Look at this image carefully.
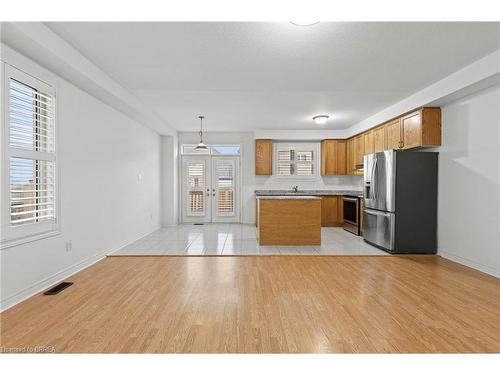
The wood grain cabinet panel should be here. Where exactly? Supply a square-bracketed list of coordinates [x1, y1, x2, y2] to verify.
[401, 111, 422, 149]
[402, 108, 441, 149]
[255, 139, 273, 175]
[346, 138, 355, 174]
[386, 119, 402, 150]
[321, 140, 347, 176]
[321, 196, 343, 227]
[354, 135, 365, 167]
[259, 199, 321, 245]
[373, 126, 387, 152]
[364, 130, 374, 155]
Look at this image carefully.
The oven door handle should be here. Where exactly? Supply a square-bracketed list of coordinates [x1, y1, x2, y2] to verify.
[342, 197, 359, 202]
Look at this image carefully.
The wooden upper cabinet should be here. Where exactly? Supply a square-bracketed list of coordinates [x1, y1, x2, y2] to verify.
[354, 135, 364, 166]
[346, 138, 355, 174]
[363, 130, 374, 155]
[255, 139, 273, 175]
[401, 108, 441, 149]
[335, 140, 347, 175]
[321, 140, 347, 176]
[386, 119, 403, 150]
[373, 125, 387, 153]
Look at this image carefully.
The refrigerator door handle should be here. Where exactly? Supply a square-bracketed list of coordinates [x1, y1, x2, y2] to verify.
[365, 208, 391, 217]
[371, 158, 378, 200]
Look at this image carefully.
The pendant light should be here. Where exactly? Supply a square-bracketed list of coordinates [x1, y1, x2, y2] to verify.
[195, 115, 208, 151]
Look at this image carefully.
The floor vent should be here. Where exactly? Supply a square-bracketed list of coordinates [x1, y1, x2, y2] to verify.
[43, 282, 73, 295]
[194, 223, 204, 225]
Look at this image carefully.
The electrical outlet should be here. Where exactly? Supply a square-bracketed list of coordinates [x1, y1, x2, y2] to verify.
[65, 240, 72, 252]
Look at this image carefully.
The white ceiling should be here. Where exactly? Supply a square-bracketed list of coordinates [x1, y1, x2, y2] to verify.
[46, 22, 500, 132]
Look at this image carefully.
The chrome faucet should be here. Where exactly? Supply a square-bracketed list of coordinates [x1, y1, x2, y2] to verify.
[292, 185, 299, 193]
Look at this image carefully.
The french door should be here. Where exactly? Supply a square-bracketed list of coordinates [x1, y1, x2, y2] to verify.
[181, 155, 240, 223]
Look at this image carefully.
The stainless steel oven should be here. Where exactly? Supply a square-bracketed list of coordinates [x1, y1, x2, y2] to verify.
[342, 195, 360, 235]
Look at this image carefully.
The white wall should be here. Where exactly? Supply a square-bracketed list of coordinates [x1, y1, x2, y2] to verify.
[1, 48, 162, 310]
[161, 134, 179, 226]
[436, 84, 500, 277]
[178, 132, 362, 224]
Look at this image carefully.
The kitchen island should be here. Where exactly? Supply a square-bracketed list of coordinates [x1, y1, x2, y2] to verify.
[256, 196, 321, 245]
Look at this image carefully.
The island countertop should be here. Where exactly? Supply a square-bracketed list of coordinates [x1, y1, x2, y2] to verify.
[255, 189, 363, 197]
[256, 195, 321, 200]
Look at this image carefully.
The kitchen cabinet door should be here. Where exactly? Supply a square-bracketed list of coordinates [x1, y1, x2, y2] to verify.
[321, 196, 342, 227]
[401, 111, 422, 149]
[364, 130, 374, 155]
[354, 135, 364, 166]
[335, 140, 347, 175]
[386, 119, 402, 150]
[346, 138, 355, 174]
[373, 125, 387, 152]
[255, 139, 273, 175]
[321, 140, 336, 175]
[321, 140, 347, 175]
[402, 108, 441, 149]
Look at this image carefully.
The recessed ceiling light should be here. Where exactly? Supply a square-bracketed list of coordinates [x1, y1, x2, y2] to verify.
[290, 21, 320, 27]
[312, 115, 330, 125]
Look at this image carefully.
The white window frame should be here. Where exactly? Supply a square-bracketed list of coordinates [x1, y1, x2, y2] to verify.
[273, 142, 320, 180]
[181, 144, 241, 156]
[1, 63, 60, 249]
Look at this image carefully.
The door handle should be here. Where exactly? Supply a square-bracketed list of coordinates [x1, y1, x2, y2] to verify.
[371, 159, 378, 199]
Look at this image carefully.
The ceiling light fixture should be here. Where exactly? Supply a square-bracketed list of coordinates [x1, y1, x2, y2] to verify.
[290, 21, 320, 27]
[312, 114, 330, 125]
[195, 115, 208, 151]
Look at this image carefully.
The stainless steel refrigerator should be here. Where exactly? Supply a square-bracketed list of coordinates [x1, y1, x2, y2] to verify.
[363, 150, 438, 254]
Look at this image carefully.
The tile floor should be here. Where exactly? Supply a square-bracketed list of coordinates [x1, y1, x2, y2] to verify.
[112, 224, 387, 256]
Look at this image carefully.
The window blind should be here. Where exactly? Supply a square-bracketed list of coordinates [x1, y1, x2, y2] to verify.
[216, 160, 234, 214]
[277, 146, 314, 176]
[8, 78, 56, 227]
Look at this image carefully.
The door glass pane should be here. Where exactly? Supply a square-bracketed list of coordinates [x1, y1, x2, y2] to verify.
[188, 163, 204, 188]
[211, 145, 240, 155]
[189, 191, 204, 213]
[216, 160, 234, 215]
[187, 162, 205, 215]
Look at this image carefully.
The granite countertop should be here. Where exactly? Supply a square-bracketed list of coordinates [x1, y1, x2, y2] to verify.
[255, 190, 363, 197]
[256, 195, 321, 200]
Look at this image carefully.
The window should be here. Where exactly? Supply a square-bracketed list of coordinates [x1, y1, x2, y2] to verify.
[1, 65, 58, 246]
[275, 143, 318, 178]
[181, 144, 241, 155]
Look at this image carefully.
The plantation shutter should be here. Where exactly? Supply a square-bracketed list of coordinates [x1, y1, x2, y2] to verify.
[187, 162, 206, 215]
[276, 147, 314, 176]
[215, 159, 235, 215]
[8, 77, 56, 228]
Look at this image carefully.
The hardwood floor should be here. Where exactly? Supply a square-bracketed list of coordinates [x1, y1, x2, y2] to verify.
[1, 256, 499, 353]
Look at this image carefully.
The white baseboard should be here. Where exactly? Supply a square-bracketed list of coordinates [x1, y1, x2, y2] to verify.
[0, 225, 161, 312]
[439, 251, 500, 278]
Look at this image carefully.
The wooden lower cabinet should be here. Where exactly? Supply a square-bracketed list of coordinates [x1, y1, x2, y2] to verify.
[258, 199, 321, 245]
[321, 196, 343, 227]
